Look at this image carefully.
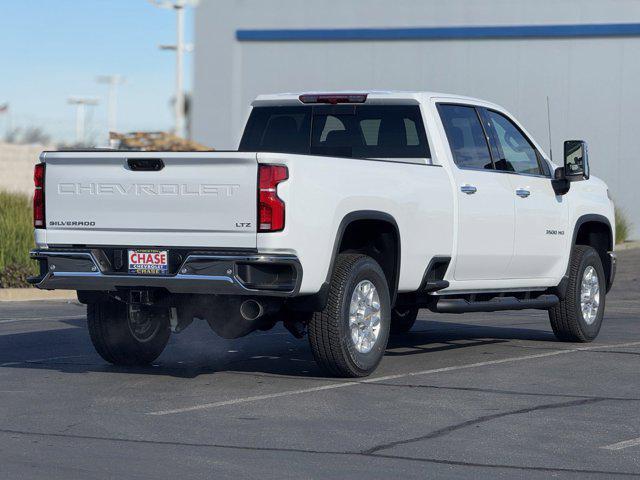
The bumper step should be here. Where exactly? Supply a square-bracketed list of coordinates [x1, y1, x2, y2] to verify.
[434, 294, 559, 313]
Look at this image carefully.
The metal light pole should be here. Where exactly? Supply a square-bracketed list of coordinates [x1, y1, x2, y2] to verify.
[97, 75, 125, 134]
[148, 0, 198, 138]
[0, 103, 9, 140]
[68, 97, 99, 145]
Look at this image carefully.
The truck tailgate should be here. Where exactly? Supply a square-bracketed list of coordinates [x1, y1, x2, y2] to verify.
[42, 152, 258, 248]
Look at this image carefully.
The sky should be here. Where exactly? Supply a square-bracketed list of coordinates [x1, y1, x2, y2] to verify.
[0, 0, 195, 144]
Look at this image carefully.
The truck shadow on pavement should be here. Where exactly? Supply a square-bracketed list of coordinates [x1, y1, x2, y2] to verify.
[0, 317, 558, 379]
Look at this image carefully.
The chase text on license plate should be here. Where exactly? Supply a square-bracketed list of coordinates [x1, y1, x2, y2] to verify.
[128, 249, 168, 275]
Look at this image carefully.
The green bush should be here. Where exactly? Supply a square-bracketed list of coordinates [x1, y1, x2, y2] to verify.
[0, 191, 36, 287]
[615, 207, 631, 245]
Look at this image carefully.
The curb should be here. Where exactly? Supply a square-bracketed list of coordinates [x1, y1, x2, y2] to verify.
[0, 288, 77, 302]
[616, 241, 640, 251]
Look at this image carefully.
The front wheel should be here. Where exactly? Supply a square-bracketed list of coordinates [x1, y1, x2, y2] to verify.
[549, 245, 606, 342]
[308, 254, 391, 377]
[87, 301, 170, 366]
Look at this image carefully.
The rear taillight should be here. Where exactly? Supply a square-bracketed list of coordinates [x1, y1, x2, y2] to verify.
[258, 164, 288, 232]
[33, 163, 45, 228]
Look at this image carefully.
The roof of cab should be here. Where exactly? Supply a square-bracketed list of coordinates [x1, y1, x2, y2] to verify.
[252, 90, 499, 108]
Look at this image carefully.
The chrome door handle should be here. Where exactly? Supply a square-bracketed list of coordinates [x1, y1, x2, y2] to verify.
[516, 188, 531, 198]
[460, 184, 477, 195]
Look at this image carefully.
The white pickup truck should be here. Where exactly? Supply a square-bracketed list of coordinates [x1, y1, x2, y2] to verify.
[30, 91, 616, 377]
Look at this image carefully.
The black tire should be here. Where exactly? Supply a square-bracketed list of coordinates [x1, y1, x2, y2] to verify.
[390, 306, 419, 334]
[87, 301, 170, 366]
[549, 245, 606, 342]
[308, 254, 391, 377]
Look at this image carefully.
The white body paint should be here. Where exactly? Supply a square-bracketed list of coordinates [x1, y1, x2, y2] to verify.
[36, 91, 614, 296]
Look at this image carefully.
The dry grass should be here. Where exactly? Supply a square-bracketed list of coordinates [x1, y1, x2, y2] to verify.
[615, 207, 631, 245]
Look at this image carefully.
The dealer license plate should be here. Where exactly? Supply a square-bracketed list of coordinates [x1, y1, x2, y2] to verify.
[128, 249, 169, 275]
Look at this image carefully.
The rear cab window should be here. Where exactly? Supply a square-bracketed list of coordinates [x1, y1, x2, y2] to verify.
[240, 105, 430, 160]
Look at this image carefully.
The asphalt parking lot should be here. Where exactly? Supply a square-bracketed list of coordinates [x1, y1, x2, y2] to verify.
[1, 249, 639, 479]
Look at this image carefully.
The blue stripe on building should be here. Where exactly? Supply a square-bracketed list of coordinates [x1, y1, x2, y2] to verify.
[237, 23, 640, 41]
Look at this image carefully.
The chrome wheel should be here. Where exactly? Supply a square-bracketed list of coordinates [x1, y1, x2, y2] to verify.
[349, 280, 381, 353]
[580, 266, 600, 325]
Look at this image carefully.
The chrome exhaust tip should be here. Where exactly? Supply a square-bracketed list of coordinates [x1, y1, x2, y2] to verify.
[240, 299, 264, 321]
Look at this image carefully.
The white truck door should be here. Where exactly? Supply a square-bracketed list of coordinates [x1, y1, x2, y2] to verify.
[437, 104, 515, 281]
[481, 109, 569, 279]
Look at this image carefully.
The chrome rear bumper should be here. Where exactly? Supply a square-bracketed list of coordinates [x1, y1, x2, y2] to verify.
[29, 249, 302, 296]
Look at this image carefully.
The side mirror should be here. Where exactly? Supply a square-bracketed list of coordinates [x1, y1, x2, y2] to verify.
[564, 140, 590, 180]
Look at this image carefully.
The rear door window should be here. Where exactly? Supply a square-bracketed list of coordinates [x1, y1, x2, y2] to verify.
[437, 104, 494, 170]
[240, 105, 430, 159]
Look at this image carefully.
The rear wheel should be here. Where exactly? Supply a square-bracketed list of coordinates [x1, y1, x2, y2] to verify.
[87, 301, 170, 366]
[549, 245, 606, 342]
[390, 306, 419, 334]
[308, 254, 391, 377]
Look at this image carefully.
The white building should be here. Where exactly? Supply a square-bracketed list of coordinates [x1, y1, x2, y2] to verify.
[193, 0, 640, 238]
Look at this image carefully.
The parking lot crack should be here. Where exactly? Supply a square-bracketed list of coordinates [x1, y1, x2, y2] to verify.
[0, 426, 638, 477]
[362, 397, 605, 454]
[587, 349, 640, 357]
[366, 382, 640, 402]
